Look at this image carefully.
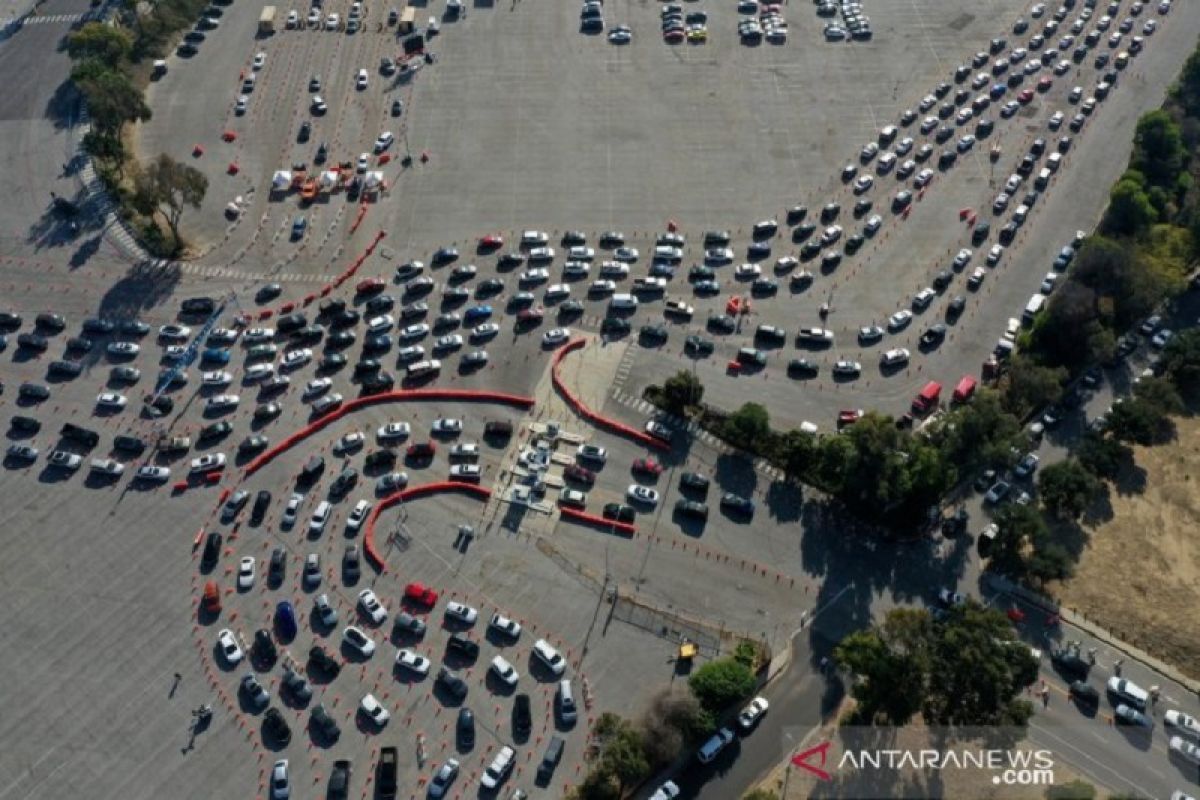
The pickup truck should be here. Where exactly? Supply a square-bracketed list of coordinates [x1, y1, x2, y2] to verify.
[377, 746, 398, 799]
[158, 434, 191, 452]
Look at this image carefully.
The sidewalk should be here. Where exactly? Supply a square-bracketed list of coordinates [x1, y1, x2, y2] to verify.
[0, 0, 36, 27]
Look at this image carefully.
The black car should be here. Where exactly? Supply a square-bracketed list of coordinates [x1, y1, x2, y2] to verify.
[263, 707, 292, 745]
[932, 270, 953, 291]
[310, 703, 341, 741]
[10, 415, 40, 433]
[17, 333, 47, 351]
[331, 467, 358, 496]
[920, 324, 948, 348]
[1068, 680, 1100, 708]
[327, 330, 356, 349]
[65, 336, 92, 352]
[788, 358, 819, 378]
[180, 297, 217, 316]
[281, 667, 313, 703]
[342, 545, 361, 583]
[437, 667, 469, 699]
[1050, 648, 1091, 679]
[250, 490, 271, 525]
[199, 421, 232, 440]
[291, 325, 325, 345]
[113, 435, 146, 454]
[639, 325, 668, 343]
[318, 297, 346, 317]
[792, 222, 817, 242]
[269, 547, 287, 583]
[48, 360, 82, 378]
[602, 503, 636, 523]
[19, 382, 50, 401]
[446, 634, 480, 661]
[707, 315, 736, 334]
[329, 760, 351, 799]
[999, 222, 1019, 245]
[946, 295, 967, 321]
[254, 629, 278, 667]
[330, 308, 360, 329]
[300, 454, 325, 483]
[601, 318, 631, 336]
[513, 693, 532, 738]
[393, 611, 426, 637]
[61, 423, 100, 447]
[319, 353, 348, 372]
[786, 205, 808, 224]
[720, 493, 755, 517]
[35, 313, 66, 332]
[675, 499, 709, 520]
[364, 449, 397, 469]
[820, 203, 841, 222]
[201, 531, 223, 568]
[679, 471, 710, 494]
[82, 318, 115, 334]
[971, 221, 991, 245]
[0, 311, 22, 329]
[276, 313, 307, 334]
[456, 708, 476, 748]
[309, 646, 342, 680]
[365, 294, 395, 314]
[362, 371, 395, 393]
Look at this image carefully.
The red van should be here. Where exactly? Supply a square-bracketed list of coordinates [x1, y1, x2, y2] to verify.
[202, 580, 221, 613]
[912, 381, 942, 415]
[952, 375, 978, 404]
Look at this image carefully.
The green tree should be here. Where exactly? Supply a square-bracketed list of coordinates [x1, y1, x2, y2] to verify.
[688, 657, 756, 713]
[575, 766, 620, 800]
[1133, 374, 1184, 415]
[71, 62, 151, 136]
[604, 726, 650, 796]
[1075, 432, 1132, 480]
[1107, 397, 1171, 445]
[1038, 460, 1102, 520]
[66, 22, 132, 63]
[989, 504, 1050, 579]
[1105, 174, 1158, 235]
[1178, 46, 1200, 116]
[779, 428, 818, 480]
[1026, 535, 1075, 585]
[639, 690, 713, 768]
[1045, 779, 1097, 800]
[1133, 110, 1186, 188]
[814, 434, 854, 493]
[931, 389, 1022, 474]
[1001, 357, 1065, 418]
[923, 603, 1038, 727]
[835, 608, 931, 725]
[659, 370, 703, 415]
[723, 402, 770, 448]
[1160, 327, 1200, 402]
[131, 153, 208, 252]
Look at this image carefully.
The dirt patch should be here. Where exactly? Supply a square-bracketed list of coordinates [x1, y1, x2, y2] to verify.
[1049, 416, 1200, 680]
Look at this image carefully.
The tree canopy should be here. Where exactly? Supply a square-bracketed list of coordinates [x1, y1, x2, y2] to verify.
[688, 657, 756, 713]
[1038, 459, 1101, 520]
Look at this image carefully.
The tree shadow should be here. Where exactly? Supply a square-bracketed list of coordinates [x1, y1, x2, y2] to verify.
[763, 479, 802, 523]
[1109, 457, 1148, 497]
[712, 451, 757, 498]
[43, 79, 80, 131]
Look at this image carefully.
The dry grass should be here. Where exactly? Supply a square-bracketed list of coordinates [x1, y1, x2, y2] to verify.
[1049, 416, 1200, 680]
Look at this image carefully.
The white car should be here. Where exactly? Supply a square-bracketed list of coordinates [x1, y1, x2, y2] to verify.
[367, 314, 394, 334]
[853, 175, 874, 193]
[202, 370, 232, 387]
[244, 327, 274, 343]
[270, 760, 289, 800]
[576, 443, 606, 463]
[449, 464, 481, 480]
[489, 612, 522, 639]
[737, 696, 769, 730]
[205, 394, 239, 411]
[434, 334, 463, 352]
[252, 52, 266, 69]
[90, 458, 124, 476]
[472, 322, 501, 338]
[346, 499, 371, 533]
[735, 263, 762, 279]
[987, 244, 1005, 265]
[237, 556, 256, 589]
[627, 484, 660, 506]
[449, 443, 479, 459]
[334, 431, 365, 454]
[428, 759, 460, 799]
[244, 363, 274, 382]
[395, 648, 431, 676]
[286, 9, 299, 27]
[832, 360, 862, 377]
[590, 279, 617, 294]
[360, 693, 390, 726]
[432, 418, 463, 434]
[480, 746, 516, 791]
[953, 248, 973, 269]
[490, 655, 520, 687]
[303, 377, 331, 398]
[445, 601, 478, 625]
[374, 131, 394, 153]
[937, 588, 967, 606]
[217, 629, 243, 664]
[342, 625, 376, 658]
[106, 341, 139, 356]
[190, 453, 226, 472]
[650, 782, 682, 800]
[355, 153, 370, 173]
[315, 593, 338, 627]
[532, 638, 566, 675]
[281, 348, 312, 369]
[135, 465, 170, 481]
[324, 11, 339, 28]
[158, 324, 191, 340]
[613, 246, 639, 262]
[544, 284, 570, 301]
[355, 68, 368, 89]
[880, 348, 910, 367]
[520, 268, 550, 284]
[543, 328, 570, 346]
[1165, 710, 1200, 738]
[96, 392, 128, 409]
[377, 422, 411, 441]
[400, 323, 430, 340]
[358, 589, 388, 624]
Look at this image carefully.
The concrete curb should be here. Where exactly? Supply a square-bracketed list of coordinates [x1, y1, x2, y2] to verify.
[985, 572, 1200, 695]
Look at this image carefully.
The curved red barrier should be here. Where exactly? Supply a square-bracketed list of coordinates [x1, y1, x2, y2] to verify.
[362, 481, 492, 571]
[551, 338, 669, 452]
[242, 389, 535, 478]
[558, 506, 636, 537]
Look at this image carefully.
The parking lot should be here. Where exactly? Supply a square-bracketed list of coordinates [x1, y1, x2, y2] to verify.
[2, 0, 1200, 796]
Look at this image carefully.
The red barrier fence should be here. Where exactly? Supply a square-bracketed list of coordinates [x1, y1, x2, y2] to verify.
[362, 482, 492, 571]
[551, 338, 669, 452]
[558, 506, 636, 537]
[242, 389, 535, 478]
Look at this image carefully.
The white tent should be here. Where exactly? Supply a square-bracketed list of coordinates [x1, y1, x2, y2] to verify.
[364, 171, 385, 190]
[319, 170, 339, 189]
[271, 171, 292, 190]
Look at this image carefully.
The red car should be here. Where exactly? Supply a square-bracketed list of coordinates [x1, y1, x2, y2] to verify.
[479, 234, 504, 250]
[1017, 88, 1034, 104]
[356, 277, 386, 295]
[407, 441, 436, 459]
[516, 307, 544, 324]
[404, 582, 439, 606]
[632, 458, 664, 476]
[1037, 76, 1053, 92]
[664, 28, 684, 42]
[837, 409, 864, 429]
[564, 464, 595, 485]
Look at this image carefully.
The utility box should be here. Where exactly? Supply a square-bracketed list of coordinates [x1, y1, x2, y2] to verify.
[258, 5, 276, 34]
[398, 6, 415, 32]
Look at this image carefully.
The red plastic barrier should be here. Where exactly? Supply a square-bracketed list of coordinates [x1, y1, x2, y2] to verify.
[362, 482, 492, 571]
[320, 286, 332, 297]
[258, 309, 272, 320]
[279, 302, 295, 314]
[551, 339, 669, 452]
[558, 506, 636, 537]
[242, 389, 535, 478]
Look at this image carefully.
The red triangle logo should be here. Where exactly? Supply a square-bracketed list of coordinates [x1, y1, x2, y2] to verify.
[791, 741, 833, 781]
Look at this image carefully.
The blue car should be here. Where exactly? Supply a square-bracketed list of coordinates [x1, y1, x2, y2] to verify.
[275, 600, 298, 641]
[464, 305, 493, 323]
[291, 215, 307, 240]
[990, 83, 1007, 99]
[201, 347, 230, 364]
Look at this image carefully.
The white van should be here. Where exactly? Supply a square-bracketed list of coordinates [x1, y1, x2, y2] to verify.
[1034, 168, 1052, 190]
[609, 293, 638, 310]
[406, 359, 441, 378]
[557, 679, 578, 724]
[1022, 293, 1046, 324]
[1047, 152, 1063, 172]
[309, 500, 332, 534]
[1013, 204, 1029, 225]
